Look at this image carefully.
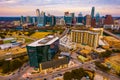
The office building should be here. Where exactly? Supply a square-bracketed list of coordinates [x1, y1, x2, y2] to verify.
[85, 15, 91, 27]
[27, 35, 59, 68]
[95, 13, 100, 23]
[46, 15, 56, 26]
[71, 30, 99, 49]
[20, 16, 25, 25]
[91, 7, 95, 19]
[91, 18, 96, 27]
[26, 16, 32, 23]
[64, 12, 72, 25]
[78, 12, 83, 17]
[77, 17, 84, 23]
[70, 13, 75, 19]
[104, 15, 114, 29]
[36, 9, 46, 27]
[60, 18, 65, 25]
[32, 17, 36, 24]
[36, 9, 40, 25]
[64, 12, 69, 16]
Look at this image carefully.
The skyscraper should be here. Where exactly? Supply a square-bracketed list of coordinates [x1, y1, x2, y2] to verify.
[36, 9, 46, 27]
[95, 13, 100, 23]
[36, 9, 40, 17]
[104, 15, 114, 25]
[20, 16, 25, 25]
[91, 18, 96, 27]
[64, 12, 72, 26]
[26, 16, 32, 23]
[36, 9, 41, 26]
[86, 15, 91, 27]
[78, 12, 83, 17]
[103, 15, 114, 29]
[91, 7, 95, 19]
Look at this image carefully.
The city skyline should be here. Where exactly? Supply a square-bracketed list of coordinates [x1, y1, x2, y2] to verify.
[0, 0, 120, 17]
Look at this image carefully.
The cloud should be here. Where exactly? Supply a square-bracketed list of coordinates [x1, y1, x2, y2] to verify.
[0, 0, 120, 16]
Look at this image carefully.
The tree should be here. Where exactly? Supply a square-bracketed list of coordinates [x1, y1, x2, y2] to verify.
[2, 61, 10, 73]
[63, 72, 72, 80]
[10, 58, 22, 71]
[95, 61, 110, 72]
[0, 59, 5, 67]
[99, 50, 112, 58]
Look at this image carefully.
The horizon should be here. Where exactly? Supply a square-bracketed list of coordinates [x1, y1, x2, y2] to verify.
[0, 0, 120, 17]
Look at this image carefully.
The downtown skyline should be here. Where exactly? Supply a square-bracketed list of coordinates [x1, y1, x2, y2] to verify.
[0, 0, 120, 17]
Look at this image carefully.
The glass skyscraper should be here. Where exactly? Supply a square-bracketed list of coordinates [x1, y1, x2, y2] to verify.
[91, 7, 95, 19]
[27, 36, 59, 68]
[95, 13, 100, 23]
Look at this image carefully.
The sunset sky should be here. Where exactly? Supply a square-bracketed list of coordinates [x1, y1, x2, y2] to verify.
[0, 0, 120, 17]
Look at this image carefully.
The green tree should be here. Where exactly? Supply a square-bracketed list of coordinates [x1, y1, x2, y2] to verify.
[63, 72, 72, 80]
[10, 58, 22, 71]
[95, 61, 110, 72]
[2, 61, 10, 73]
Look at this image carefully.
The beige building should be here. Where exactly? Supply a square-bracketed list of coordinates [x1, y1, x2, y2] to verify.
[71, 30, 99, 49]
[86, 15, 91, 27]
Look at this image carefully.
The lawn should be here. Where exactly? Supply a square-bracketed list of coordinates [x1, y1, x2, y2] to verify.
[30, 32, 53, 39]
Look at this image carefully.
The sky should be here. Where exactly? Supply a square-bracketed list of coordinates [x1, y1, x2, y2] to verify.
[0, 0, 120, 17]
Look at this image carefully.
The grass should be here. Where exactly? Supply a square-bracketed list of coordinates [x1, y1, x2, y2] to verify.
[30, 32, 53, 39]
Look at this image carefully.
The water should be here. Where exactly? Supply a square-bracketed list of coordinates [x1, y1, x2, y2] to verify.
[115, 34, 120, 37]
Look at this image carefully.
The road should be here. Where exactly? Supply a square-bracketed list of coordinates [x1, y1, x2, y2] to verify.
[104, 30, 120, 40]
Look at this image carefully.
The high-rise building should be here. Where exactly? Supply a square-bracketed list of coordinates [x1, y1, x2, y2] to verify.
[104, 15, 114, 25]
[36, 9, 46, 27]
[78, 12, 83, 17]
[26, 16, 32, 23]
[36, 9, 40, 24]
[70, 13, 75, 19]
[64, 12, 70, 16]
[91, 18, 96, 27]
[91, 7, 95, 19]
[104, 15, 114, 29]
[20, 16, 25, 25]
[64, 12, 72, 25]
[77, 17, 84, 24]
[27, 35, 59, 68]
[85, 15, 91, 27]
[71, 30, 99, 49]
[46, 15, 56, 26]
[95, 13, 100, 23]
[60, 18, 65, 25]
[32, 17, 36, 24]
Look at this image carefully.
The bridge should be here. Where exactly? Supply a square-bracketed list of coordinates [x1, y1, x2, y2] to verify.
[103, 30, 120, 40]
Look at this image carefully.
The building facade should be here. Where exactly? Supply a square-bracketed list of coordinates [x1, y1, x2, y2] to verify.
[71, 30, 99, 49]
[85, 15, 91, 27]
[27, 35, 59, 68]
[91, 7, 95, 19]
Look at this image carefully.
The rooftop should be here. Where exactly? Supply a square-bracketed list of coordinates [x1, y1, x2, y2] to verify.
[71, 30, 99, 35]
[28, 35, 59, 47]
